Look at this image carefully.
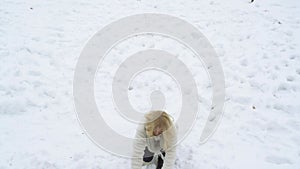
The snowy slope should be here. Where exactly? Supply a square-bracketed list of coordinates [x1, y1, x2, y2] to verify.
[0, 0, 299, 169]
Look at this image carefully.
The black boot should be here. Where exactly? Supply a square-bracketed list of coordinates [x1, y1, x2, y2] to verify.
[143, 147, 154, 163]
[156, 151, 166, 169]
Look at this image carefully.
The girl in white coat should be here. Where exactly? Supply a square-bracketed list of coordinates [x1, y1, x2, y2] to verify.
[131, 110, 178, 169]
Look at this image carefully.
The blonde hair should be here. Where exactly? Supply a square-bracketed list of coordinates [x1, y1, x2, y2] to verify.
[144, 110, 176, 150]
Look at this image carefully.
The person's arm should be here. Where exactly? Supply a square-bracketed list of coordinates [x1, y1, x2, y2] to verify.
[162, 124, 178, 169]
[162, 145, 177, 169]
[131, 124, 147, 169]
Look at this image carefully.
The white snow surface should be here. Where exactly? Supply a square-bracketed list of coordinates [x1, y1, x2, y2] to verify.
[0, 0, 299, 169]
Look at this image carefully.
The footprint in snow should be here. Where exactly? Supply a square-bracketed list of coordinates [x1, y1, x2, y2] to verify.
[265, 155, 292, 165]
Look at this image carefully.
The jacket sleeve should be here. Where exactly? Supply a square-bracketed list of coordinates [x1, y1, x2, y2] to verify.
[162, 124, 178, 169]
[131, 124, 147, 169]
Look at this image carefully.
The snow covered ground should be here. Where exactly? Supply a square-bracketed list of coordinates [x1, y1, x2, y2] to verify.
[0, 0, 299, 168]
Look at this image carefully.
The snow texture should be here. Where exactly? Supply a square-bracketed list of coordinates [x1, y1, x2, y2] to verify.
[0, 0, 299, 169]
